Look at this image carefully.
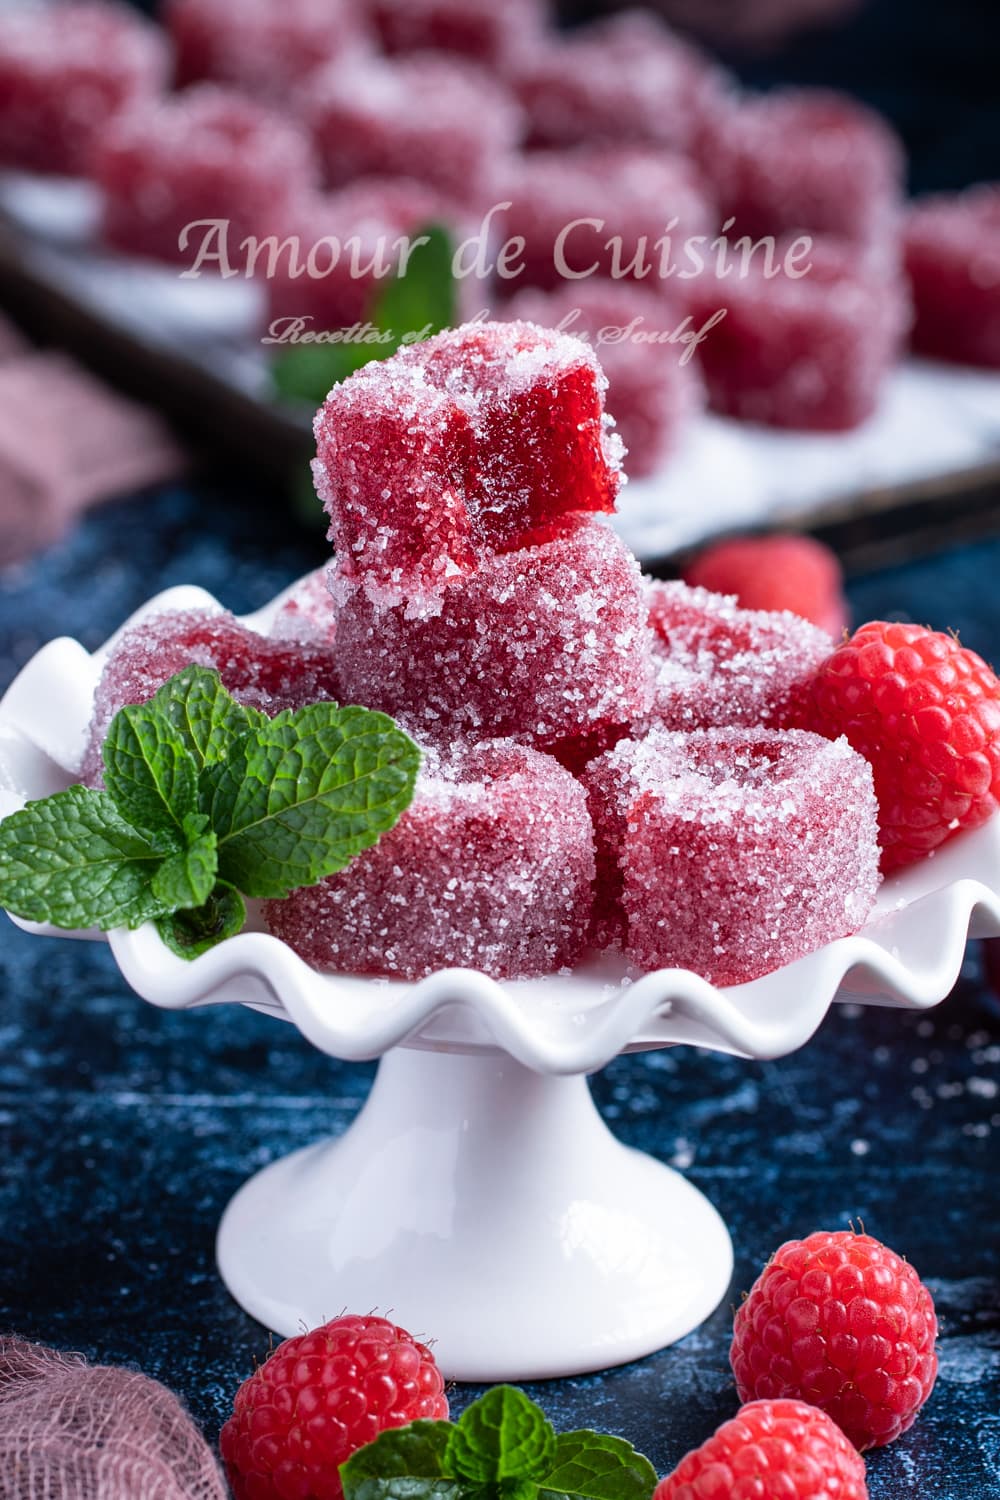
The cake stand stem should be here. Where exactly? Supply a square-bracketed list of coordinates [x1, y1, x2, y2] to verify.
[217, 1046, 733, 1381]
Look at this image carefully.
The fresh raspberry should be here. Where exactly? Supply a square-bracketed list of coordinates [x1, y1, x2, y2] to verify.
[731, 1231, 938, 1451]
[807, 621, 1000, 872]
[654, 1399, 868, 1500]
[683, 535, 848, 638]
[220, 1314, 448, 1500]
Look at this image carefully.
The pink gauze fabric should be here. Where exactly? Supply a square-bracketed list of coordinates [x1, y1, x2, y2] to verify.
[0, 1337, 228, 1500]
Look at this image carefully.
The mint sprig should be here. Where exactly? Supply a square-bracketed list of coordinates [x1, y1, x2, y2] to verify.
[0, 666, 421, 957]
[340, 1388, 657, 1500]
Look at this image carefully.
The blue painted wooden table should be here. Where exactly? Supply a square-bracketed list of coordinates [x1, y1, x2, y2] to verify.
[1, 488, 998, 1496]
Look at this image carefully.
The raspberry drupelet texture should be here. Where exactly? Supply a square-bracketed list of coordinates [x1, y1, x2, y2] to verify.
[314, 322, 625, 607]
[583, 726, 880, 978]
[81, 608, 342, 785]
[807, 620, 1000, 871]
[330, 518, 653, 753]
[264, 740, 596, 980]
[646, 581, 832, 732]
[904, 185, 1000, 368]
[654, 1398, 869, 1500]
[0, 1, 168, 177]
[731, 1230, 938, 1451]
[683, 534, 849, 637]
[220, 1313, 448, 1500]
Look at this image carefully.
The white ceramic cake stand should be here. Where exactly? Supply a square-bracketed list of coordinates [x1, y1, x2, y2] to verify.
[4, 584, 1000, 1381]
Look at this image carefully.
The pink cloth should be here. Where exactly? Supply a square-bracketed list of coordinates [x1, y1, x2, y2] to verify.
[0, 350, 185, 566]
[0, 1337, 227, 1499]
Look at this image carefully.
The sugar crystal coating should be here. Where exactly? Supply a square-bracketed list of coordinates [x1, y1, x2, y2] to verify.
[367, 0, 544, 69]
[685, 235, 909, 430]
[268, 569, 336, 643]
[263, 740, 596, 980]
[305, 52, 521, 201]
[0, 1, 168, 177]
[82, 608, 342, 785]
[697, 86, 904, 248]
[583, 725, 880, 983]
[314, 321, 624, 606]
[511, 9, 728, 153]
[498, 148, 716, 294]
[904, 185, 1000, 369]
[166, 0, 368, 102]
[331, 518, 654, 752]
[646, 579, 832, 732]
[93, 85, 319, 267]
[504, 282, 704, 477]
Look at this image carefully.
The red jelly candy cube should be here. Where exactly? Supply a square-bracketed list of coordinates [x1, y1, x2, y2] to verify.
[82, 608, 342, 785]
[305, 52, 521, 202]
[511, 9, 728, 153]
[266, 179, 466, 336]
[94, 85, 319, 266]
[0, 2, 168, 177]
[904, 186, 1000, 368]
[313, 321, 625, 604]
[504, 282, 704, 477]
[646, 580, 833, 731]
[684, 236, 909, 430]
[696, 87, 904, 248]
[268, 569, 335, 643]
[330, 518, 654, 752]
[497, 147, 716, 294]
[367, 0, 544, 70]
[166, 0, 368, 102]
[583, 725, 881, 984]
[263, 740, 596, 980]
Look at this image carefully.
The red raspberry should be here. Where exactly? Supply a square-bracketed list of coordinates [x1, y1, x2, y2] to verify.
[220, 1314, 448, 1500]
[731, 1231, 938, 1451]
[683, 534, 848, 637]
[808, 620, 1000, 872]
[654, 1399, 868, 1500]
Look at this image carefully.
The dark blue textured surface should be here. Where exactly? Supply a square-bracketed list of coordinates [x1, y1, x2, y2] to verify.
[1, 488, 999, 1496]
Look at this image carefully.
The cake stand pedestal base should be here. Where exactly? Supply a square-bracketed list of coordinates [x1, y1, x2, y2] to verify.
[216, 1047, 733, 1381]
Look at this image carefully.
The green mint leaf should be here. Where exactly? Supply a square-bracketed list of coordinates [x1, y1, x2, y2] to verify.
[102, 698, 199, 838]
[342, 1480, 472, 1500]
[145, 665, 267, 772]
[538, 1432, 657, 1500]
[0, 785, 168, 930]
[342, 1422, 452, 1487]
[446, 1389, 556, 1485]
[274, 339, 384, 405]
[204, 703, 421, 900]
[155, 882, 246, 958]
[373, 223, 456, 348]
[150, 832, 218, 912]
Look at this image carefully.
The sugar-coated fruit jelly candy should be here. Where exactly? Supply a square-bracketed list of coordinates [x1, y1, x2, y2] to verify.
[504, 283, 705, 477]
[266, 180, 465, 335]
[305, 52, 521, 202]
[367, 0, 544, 69]
[0, 2, 168, 177]
[314, 321, 624, 605]
[683, 534, 848, 637]
[684, 236, 909, 430]
[498, 148, 716, 293]
[81, 608, 342, 785]
[268, 569, 335, 643]
[583, 726, 881, 984]
[647, 580, 833, 730]
[93, 86, 319, 267]
[331, 518, 654, 752]
[166, 0, 367, 102]
[697, 87, 904, 248]
[511, 9, 727, 153]
[263, 740, 596, 980]
[904, 186, 1000, 369]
